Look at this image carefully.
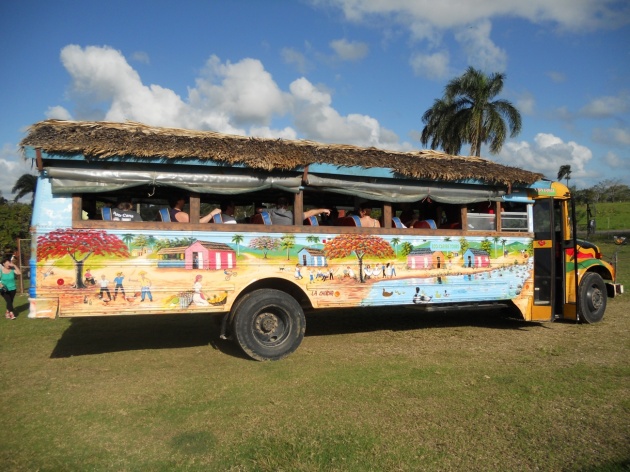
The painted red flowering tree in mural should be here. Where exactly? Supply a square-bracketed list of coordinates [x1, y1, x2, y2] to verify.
[248, 236, 280, 259]
[324, 234, 394, 283]
[37, 229, 130, 288]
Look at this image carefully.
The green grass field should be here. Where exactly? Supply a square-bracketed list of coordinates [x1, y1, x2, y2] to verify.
[577, 201, 630, 232]
[1, 241, 629, 471]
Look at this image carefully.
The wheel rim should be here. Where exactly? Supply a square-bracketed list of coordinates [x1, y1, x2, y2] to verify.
[586, 284, 604, 312]
[252, 308, 291, 346]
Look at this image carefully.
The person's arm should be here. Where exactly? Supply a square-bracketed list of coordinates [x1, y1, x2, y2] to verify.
[11, 260, 21, 275]
[200, 208, 221, 224]
[174, 211, 189, 223]
[303, 208, 330, 219]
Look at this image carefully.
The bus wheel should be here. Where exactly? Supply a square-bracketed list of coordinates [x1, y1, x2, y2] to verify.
[578, 273, 607, 323]
[232, 289, 305, 361]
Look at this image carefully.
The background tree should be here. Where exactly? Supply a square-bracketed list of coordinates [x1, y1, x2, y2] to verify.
[0, 202, 32, 253]
[12, 173, 38, 205]
[37, 229, 129, 288]
[421, 67, 521, 156]
[557, 165, 571, 187]
[324, 235, 394, 283]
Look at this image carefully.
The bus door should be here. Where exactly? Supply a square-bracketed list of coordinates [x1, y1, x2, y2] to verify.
[531, 199, 566, 321]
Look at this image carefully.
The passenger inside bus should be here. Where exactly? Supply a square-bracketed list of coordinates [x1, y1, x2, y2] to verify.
[111, 202, 143, 222]
[169, 196, 221, 223]
[218, 200, 237, 224]
[358, 202, 380, 227]
[269, 196, 330, 225]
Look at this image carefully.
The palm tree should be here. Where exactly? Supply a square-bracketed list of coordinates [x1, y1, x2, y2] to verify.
[421, 67, 522, 156]
[12, 174, 38, 205]
[557, 165, 571, 187]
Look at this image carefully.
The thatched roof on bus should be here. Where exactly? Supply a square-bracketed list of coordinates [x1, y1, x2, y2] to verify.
[20, 119, 543, 187]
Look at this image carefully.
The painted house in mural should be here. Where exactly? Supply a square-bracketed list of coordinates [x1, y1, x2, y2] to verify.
[298, 247, 327, 267]
[185, 241, 236, 270]
[407, 248, 434, 269]
[157, 241, 236, 270]
[463, 248, 490, 268]
[157, 247, 187, 268]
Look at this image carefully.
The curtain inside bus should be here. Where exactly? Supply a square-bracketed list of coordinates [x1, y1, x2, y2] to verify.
[305, 174, 507, 204]
[45, 167, 510, 204]
[43, 168, 304, 194]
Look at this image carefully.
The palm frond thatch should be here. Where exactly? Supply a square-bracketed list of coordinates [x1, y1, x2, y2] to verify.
[20, 120, 543, 187]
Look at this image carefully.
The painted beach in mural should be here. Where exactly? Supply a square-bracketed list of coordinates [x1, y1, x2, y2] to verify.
[31, 226, 535, 319]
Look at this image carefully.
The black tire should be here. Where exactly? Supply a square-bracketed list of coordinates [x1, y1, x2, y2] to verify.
[578, 272, 607, 323]
[232, 289, 305, 361]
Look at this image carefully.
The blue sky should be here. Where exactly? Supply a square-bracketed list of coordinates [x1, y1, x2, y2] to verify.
[1, 0, 629, 200]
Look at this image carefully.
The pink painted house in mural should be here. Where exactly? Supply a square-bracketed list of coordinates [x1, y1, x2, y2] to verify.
[185, 241, 236, 270]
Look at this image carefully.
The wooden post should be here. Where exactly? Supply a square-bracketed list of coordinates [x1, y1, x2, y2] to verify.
[294, 192, 304, 225]
[189, 193, 200, 222]
[383, 203, 392, 228]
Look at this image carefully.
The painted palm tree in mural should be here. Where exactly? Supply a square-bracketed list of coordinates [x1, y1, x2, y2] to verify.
[280, 234, 296, 260]
[493, 236, 501, 258]
[306, 235, 321, 245]
[122, 234, 134, 251]
[391, 237, 401, 256]
[232, 234, 244, 256]
[421, 67, 522, 156]
[501, 238, 508, 257]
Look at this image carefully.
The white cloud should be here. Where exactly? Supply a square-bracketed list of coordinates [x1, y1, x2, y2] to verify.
[593, 125, 630, 147]
[192, 55, 289, 127]
[61, 44, 186, 127]
[289, 77, 403, 149]
[546, 71, 566, 83]
[515, 92, 535, 115]
[409, 51, 450, 79]
[497, 133, 593, 181]
[281, 47, 310, 74]
[45, 106, 72, 120]
[579, 92, 630, 118]
[603, 151, 628, 169]
[131, 51, 150, 64]
[52, 45, 406, 150]
[329, 38, 369, 61]
[454, 19, 507, 72]
[317, 0, 629, 78]
[319, 0, 630, 31]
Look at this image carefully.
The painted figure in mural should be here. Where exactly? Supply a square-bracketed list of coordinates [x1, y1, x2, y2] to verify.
[99, 274, 112, 301]
[192, 275, 209, 306]
[138, 271, 153, 302]
[113, 271, 125, 300]
[84, 268, 95, 285]
[389, 263, 396, 278]
[294, 264, 303, 280]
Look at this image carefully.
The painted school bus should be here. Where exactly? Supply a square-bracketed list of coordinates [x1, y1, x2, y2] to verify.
[21, 120, 623, 360]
